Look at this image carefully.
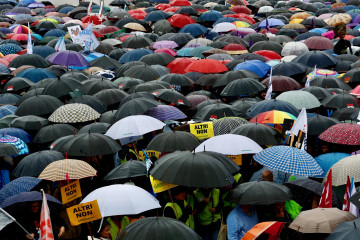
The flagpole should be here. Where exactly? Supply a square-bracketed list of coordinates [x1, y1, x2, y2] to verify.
[0, 208, 36, 240]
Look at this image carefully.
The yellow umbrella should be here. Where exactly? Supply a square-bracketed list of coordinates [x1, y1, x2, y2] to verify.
[123, 22, 146, 31]
[39, 18, 59, 24]
[233, 21, 251, 27]
[289, 18, 304, 24]
[290, 12, 311, 20]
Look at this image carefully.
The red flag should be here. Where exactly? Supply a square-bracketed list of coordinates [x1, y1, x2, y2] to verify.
[40, 191, 54, 240]
[342, 176, 351, 211]
[319, 169, 332, 208]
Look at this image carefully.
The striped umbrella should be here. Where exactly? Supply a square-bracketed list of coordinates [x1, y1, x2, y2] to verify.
[0, 176, 41, 205]
[250, 110, 297, 124]
[38, 159, 97, 181]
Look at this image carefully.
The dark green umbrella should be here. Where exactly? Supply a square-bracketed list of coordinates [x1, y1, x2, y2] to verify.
[9, 115, 49, 131]
[15, 95, 64, 117]
[0, 115, 18, 129]
[12, 150, 64, 177]
[123, 65, 160, 82]
[16, 88, 44, 106]
[147, 131, 199, 152]
[308, 114, 340, 136]
[33, 124, 77, 144]
[213, 70, 260, 87]
[89, 56, 122, 70]
[104, 160, 147, 181]
[78, 122, 110, 134]
[51, 133, 122, 157]
[230, 123, 284, 146]
[158, 74, 194, 87]
[321, 94, 360, 109]
[116, 217, 202, 240]
[0, 142, 19, 156]
[152, 89, 191, 107]
[193, 103, 240, 121]
[9, 54, 51, 68]
[140, 52, 174, 66]
[42, 77, 82, 98]
[152, 20, 172, 35]
[115, 97, 161, 120]
[220, 78, 266, 97]
[80, 78, 118, 95]
[150, 151, 234, 188]
[229, 181, 292, 205]
[113, 77, 145, 91]
[93, 89, 129, 107]
[3, 77, 34, 92]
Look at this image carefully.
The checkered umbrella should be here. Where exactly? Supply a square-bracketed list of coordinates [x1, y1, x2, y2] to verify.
[38, 159, 97, 181]
[0, 176, 41, 205]
[48, 103, 101, 123]
[213, 117, 248, 135]
[253, 146, 323, 176]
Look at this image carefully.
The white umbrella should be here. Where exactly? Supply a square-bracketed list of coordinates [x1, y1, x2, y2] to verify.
[81, 184, 161, 217]
[212, 22, 237, 33]
[194, 134, 263, 155]
[105, 115, 165, 145]
[281, 42, 309, 56]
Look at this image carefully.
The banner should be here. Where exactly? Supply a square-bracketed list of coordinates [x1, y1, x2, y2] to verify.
[226, 155, 242, 165]
[66, 200, 102, 226]
[189, 122, 214, 140]
[67, 25, 83, 45]
[139, 150, 160, 160]
[60, 179, 82, 204]
[67, 24, 99, 50]
[150, 175, 177, 193]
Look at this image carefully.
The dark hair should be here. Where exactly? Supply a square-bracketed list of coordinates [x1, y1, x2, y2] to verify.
[92, 220, 110, 237]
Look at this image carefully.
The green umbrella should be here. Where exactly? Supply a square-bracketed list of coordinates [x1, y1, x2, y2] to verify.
[0, 115, 18, 129]
[15, 95, 64, 117]
[147, 131, 200, 152]
[93, 89, 129, 107]
[276, 90, 321, 110]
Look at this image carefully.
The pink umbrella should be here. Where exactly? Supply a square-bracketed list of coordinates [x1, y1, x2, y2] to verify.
[350, 85, 360, 97]
[152, 40, 178, 49]
[322, 30, 335, 40]
[231, 27, 256, 37]
[155, 48, 177, 57]
[45, 12, 59, 17]
[62, 17, 73, 23]
[318, 13, 334, 20]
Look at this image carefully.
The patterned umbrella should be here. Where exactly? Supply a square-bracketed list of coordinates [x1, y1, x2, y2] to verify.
[325, 13, 352, 26]
[0, 134, 29, 155]
[38, 159, 97, 181]
[319, 123, 360, 145]
[276, 91, 321, 110]
[0, 176, 41, 205]
[249, 110, 297, 124]
[213, 117, 248, 136]
[144, 105, 187, 121]
[0, 43, 22, 55]
[253, 146, 323, 176]
[0, 105, 17, 118]
[0, 127, 32, 143]
[48, 103, 101, 123]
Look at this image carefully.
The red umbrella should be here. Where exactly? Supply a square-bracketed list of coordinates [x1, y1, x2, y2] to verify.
[254, 50, 281, 60]
[119, 35, 134, 42]
[231, 5, 252, 14]
[92, 30, 104, 39]
[170, 0, 192, 6]
[168, 14, 196, 28]
[304, 36, 334, 50]
[81, 15, 103, 25]
[131, 12, 147, 19]
[167, 58, 197, 74]
[127, 9, 146, 14]
[235, 14, 255, 24]
[99, 26, 120, 34]
[155, 4, 171, 10]
[222, 43, 247, 51]
[319, 123, 360, 145]
[184, 59, 228, 73]
[164, 7, 180, 13]
[259, 28, 278, 34]
[261, 76, 302, 91]
[155, 48, 177, 57]
[11, 34, 32, 41]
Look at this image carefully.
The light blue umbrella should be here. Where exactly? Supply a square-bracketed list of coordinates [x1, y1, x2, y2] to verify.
[258, 18, 285, 28]
[0, 177, 41, 205]
[0, 105, 17, 118]
[314, 152, 350, 177]
[234, 60, 271, 77]
[253, 146, 323, 176]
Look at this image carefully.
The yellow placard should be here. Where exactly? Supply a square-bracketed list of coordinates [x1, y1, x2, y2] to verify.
[150, 175, 177, 193]
[66, 200, 102, 226]
[227, 155, 242, 165]
[60, 180, 82, 204]
[189, 122, 214, 140]
[139, 150, 160, 160]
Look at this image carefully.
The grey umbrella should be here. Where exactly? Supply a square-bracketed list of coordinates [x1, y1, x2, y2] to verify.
[327, 218, 360, 240]
[9, 115, 49, 131]
[104, 160, 147, 181]
[0, 143, 19, 156]
[33, 124, 77, 144]
[147, 131, 200, 152]
[78, 122, 110, 134]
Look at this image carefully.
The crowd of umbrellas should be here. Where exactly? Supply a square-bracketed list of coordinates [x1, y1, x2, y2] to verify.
[1, 0, 360, 239]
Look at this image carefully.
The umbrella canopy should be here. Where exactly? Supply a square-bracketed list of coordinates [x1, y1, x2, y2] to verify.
[38, 159, 97, 181]
[47, 50, 89, 68]
[0, 142, 19, 156]
[81, 184, 161, 217]
[33, 124, 77, 144]
[314, 152, 350, 178]
[116, 217, 202, 240]
[319, 123, 360, 145]
[289, 208, 356, 233]
[212, 117, 248, 136]
[0, 134, 29, 155]
[276, 91, 321, 110]
[327, 218, 360, 240]
[48, 103, 100, 123]
[144, 105, 187, 121]
[253, 146, 323, 176]
[242, 222, 286, 240]
[0, 177, 41, 205]
[247, 99, 299, 118]
[104, 160, 147, 181]
[150, 151, 235, 188]
[220, 78, 266, 97]
[308, 114, 340, 136]
[9, 115, 49, 131]
[323, 155, 360, 186]
[147, 131, 200, 152]
[15, 95, 63, 117]
[230, 181, 292, 205]
[249, 110, 296, 125]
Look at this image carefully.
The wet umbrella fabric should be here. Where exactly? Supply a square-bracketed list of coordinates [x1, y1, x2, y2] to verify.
[33, 124, 77, 144]
[104, 160, 147, 181]
[147, 131, 199, 152]
[0, 142, 19, 156]
[0, 177, 41, 205]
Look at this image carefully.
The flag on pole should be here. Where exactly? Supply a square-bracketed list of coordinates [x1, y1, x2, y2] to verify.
[40, 191, 54, 240]
[87, 0, 93, 15]
[54, 36, 66, 51]
[342, 176, 351, 211]
[349, 177, 360, 217]
[265, 68, 272, 100]
[98, 0, 104, 20]
[319, 169, 332, 208]
[0, 208, 14, 231]
[27, 23, 33, 54]
[287, 108, 308, 150]
[305, 65, 317, 88]
[142, 150, 153, 177]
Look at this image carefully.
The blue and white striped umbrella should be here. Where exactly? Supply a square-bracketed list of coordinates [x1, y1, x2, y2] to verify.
[253, 146, 323, 176]
[0, 177, 41, 205]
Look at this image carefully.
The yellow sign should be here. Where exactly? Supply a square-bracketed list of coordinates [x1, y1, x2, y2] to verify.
[60, 180, 82, 204]
[190, 122, 214, 140]
[139, 150, 160, 160]
[150, 175, 177, 193]
[66, 200, 102, 226]
[227, 155, 242, 165]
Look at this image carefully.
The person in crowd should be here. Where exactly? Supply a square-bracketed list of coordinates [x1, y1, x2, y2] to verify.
[226, 204, 258, 240]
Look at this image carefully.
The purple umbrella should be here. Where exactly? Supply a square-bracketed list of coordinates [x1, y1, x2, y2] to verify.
[28, 3, 45, 8]
[144, 105, 187, 120]
[231, 27, 256, 37]
[152, 40, 179, 49]
[47, 50, 89, 68]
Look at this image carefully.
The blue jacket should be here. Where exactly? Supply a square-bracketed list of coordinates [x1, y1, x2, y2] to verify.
[226, 205, 258, 240]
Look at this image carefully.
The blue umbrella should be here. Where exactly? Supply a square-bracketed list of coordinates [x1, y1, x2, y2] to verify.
[31, 33, 42, 41]
[309, 28, 328, 34]
[250, 166, 307, 184]
[0, 105, 17, 118]
[189, 46, 213, 58]
[179, 23, 208, 37]
[33, 45, 56, 58]
[199, 10, 223, 22]
[144, 105, 187, 121]
[0, 134, 28, 155]
[144, 11, 169, 22]
[212, 17, 239, 27]
[206, 31, 219, 40]
[247, 99, 300, 118]
[0, 43, 22, 55]
[58, 6, 75, 14]
[44, 29, 66, 38]
[327, 218, 360, 240]
[258, 18, 285, 28]
[314, 152, 350, 177]
[13, 14, 36, 21]
[343, 5, 359, 11]
[0, 177, 41, 205]
[0, 27, 13, 34]
[254, 146, 324, 176]
[0, 93, 20, 105]
[19, 0, 35, 4]
[0, 63, 9, 74]
[119, 48, 153, 63]
[177, 47, 194, 57]
[80, 50, 105, 62]
[1, 128, 32, 143]
[16, 68, 56, 83]
[233, 60, 271, 77]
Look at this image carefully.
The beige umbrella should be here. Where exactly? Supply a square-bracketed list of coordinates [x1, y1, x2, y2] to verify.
[282, 23, 306, 30]
[325, 13, 352, 26]
[123, 23, 146, 32]
[322, 155, 360, 186]
[48, 103, 100, 123]
[290, 12, 311, 20]
[12, 65, 35, 76]
[289, 208, 356, 233]
[84, 67, 104, 75]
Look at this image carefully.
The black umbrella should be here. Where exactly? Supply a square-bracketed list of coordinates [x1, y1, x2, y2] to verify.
[115, 97, 161, 120]
[152, 19, 173, 35]
[213, 70, 260, 87]
[116, 217, 202, 240]
[0, 93, 20, 105]
[220, 78, 266, 97]
[140, 53, 175, 66]
[321, 93, 360, 109]
[193, 103, 241, 121]
[152, 89, 191, 107]
[15, 95, 63, 117]
[122, 35, 153, 49]
[62, 71, 89, 82]
[332, 108, 359, 122]
[231, 100, 257, 118]
[0, 142, 19, 156]
[272, 61, 307, 77]
[33, 124, 77, 144]
[187, 90, 217, 99]
[150, 151, 234, 188]
[89, 56, 122, 70]
[195, 74, 221, 87]
[67, 95, 107, 114]
[214, 35, 248, 47]
[246, 99, 299, 118]
[310, 76, 352, 90]
[123, 65, 160, 82]
[104, 160, 147, 181]
[9, 115, 49, 131]
[99, 110, 117, 124]
[9, 54, 51, 68]
[51, 133, 122, 157]
[292, 51, 339, 68]
[113, 77, 144, 91]
[249, 40, 283, 55]
[147, 131, 200, 152]
[127, 82, 168, 93]
[235, 53, 268, 62]
[12, 150, 64, 177]
[42, 77, 82, 98]
[308, 114, 340, 135]
[78, 122, 110, 134]
[95, 42, 115, 55]
[229, 181, 292, 205]
[157, 33, 195, 46]
[243, 33, 268, 45]
[301, 86, 332, 100]
[93, 89, 129, 107]
[3, 77, 34, 92]
[230, 123, 284, 145]
[341, 68, 360, 84]
[79, 78, 118, 95]
[200, 151, 240, 174]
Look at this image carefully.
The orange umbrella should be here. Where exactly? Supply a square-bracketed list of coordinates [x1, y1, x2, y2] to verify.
[242, 221, 286, 240]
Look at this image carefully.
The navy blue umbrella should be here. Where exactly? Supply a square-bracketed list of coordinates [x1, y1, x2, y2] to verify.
[16, 68, 56, 83]
[1, 127, 32, 143]
[119, 48, 153, 63]
[0, 43, 22, 55]
[0, 93, 20, 105]
[0, 177, 41, 205]
[199, 10, 223, 22]
[44, 29, 66, 38]
[144, 105, 187, 121]
[32, 45, 56, 59]
[247, 99, 300, 118]
[0, 105, 17, 118]
[143, 10, 169, 22]
[179, 23, 208, 37]
[292, 51, 339, 68]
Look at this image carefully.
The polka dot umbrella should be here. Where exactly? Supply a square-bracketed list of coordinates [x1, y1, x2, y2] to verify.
[0, 43, 23, 56]
[319, 123, 360, 145]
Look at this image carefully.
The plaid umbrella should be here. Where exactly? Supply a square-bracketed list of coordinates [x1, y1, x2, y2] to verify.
[0, 176, 41, 205]
[319, 123, 360, 145]
[213, 117, 248, 135]
[0, 134, 29, 155]
[0, 105, 17, 118]
[253, 146, 323, 176]
[48, 103, 101, 123]
[38, 159, 97, 181]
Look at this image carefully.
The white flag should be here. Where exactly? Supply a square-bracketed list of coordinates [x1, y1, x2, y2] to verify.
[305, 65, 317, 88]
[40, 191, 54, 240]
[288, 108, 308, 150]
[54, 36, 66, 51]
[349, 178, 360, 217]
[0, 208, 14, 231]
[265, 68, 272, 100]
[87, 0, 93, 15]
[27, 23, 32, 54]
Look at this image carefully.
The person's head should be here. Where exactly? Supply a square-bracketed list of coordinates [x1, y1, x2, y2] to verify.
[334, 23, 347, 39]
[29, 201, 41, 214]
[172, 187, 187, 201]
[261, 170, 273, 182]
[99, 222, 111, 239]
